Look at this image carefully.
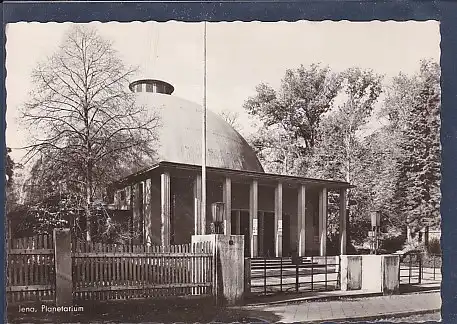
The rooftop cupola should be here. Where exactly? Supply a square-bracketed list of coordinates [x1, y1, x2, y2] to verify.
[129, 79, 175, 95]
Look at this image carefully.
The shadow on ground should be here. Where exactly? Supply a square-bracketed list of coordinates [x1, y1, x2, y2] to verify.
[399, 283, 440, 294]
[7, 297, 281, 323]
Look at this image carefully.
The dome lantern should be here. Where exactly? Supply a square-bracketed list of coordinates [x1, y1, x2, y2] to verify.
[129, 79, 175, 95]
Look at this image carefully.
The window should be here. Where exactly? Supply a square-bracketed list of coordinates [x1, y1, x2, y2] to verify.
[136, 84, 142, 92]
[146, 83, 153, 92]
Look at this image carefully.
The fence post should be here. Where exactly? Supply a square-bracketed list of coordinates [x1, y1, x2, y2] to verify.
[325, 256, 328, 290]
[280, 257, 283, 292]
[264, 256, 267, 295]
[244, 258, 251, 297]
[53, 228, 73, 306]
[311, 256, 314, 291]
[418, 254, 422, 284]
[295, 259, 299, 292]
[433, 255, 436, 280]
[408, 256, 412, 285]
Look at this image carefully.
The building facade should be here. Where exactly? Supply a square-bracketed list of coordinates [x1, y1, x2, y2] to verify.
[111, 79, 352, 257]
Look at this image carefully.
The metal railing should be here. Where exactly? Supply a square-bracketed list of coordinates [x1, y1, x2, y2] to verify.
[399, 252, 441, 285]
[248, 255, 340, 296]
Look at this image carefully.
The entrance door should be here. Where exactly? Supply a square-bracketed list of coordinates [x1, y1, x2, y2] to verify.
[231, 210, 251, 256]
[263, 212, 275, 257]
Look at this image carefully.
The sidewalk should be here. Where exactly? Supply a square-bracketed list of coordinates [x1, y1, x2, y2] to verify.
[240, 291, 441, 323]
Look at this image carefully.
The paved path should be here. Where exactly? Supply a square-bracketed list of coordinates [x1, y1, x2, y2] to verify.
[241, 292, 441, 323]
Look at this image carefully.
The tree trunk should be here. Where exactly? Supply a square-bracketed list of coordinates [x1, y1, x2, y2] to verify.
[85, 161, 93, 241]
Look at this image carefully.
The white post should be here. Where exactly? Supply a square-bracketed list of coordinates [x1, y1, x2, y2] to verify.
[194, 174, 202, 235]
[250, 180, 259, 257]
[223, 177, 232, 235]
[161, 172, 171, 246]
[201, 21, 207, 235]
[275, 182, 283, 257]
[340, 188, 347, 255]
[297, 184, 306, 256]
[319, 188, 328, 256]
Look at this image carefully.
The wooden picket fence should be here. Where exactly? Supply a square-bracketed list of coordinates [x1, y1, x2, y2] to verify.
[6, 235, 56, 305]
[72, 241, 214, 301]
[7, 233, 214, 305]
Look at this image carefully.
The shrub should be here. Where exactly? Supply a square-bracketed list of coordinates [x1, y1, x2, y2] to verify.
[427, 237, 441, 255]
[380, 233, 407, 253]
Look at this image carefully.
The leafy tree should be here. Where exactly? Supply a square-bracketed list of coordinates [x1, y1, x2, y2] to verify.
[21, 26, 158, 241]
[399, 60, 441, 235]
[307, 68, 383, 244]
[244, 64, 342, 172]
[247, 126, 307, 175]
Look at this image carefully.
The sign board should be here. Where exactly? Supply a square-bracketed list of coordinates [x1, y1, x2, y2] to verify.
[253, 219, 258, 236]
[370, 211, 381, 227]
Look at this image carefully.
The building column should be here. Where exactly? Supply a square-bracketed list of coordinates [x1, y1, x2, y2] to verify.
[143, 178, 152, 246]
[339, 188, 347, 255]
[161, 172, 171, 246]
[222, 177, 232, 235]
[193, 174, 202, 235]
[249, 180, 259, 257]
[275, 182, 283, 257]
[319, 188, 328, 256]
[297, 184, 306, 256]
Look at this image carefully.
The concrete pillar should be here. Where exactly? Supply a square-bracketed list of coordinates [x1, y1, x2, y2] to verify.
[297, 184, 306, 256]
[143, 178, 152, 246]
[361, 255, 400, 294]
[222, 177, 232, 235]
[194, 174, 202, 235]
[249, 180, 258, 257]
[319, 188, 328, 256]
[192, 234, 245, 305]
[132, 182, 143, 244]
[339, 188, 347, 255]
[340, 255, 362, 291]
[161, 172, 171, 246]
[53, 228, 72, 306]
[382, 255, 400, 294]
[274, 182, 283, 257]
[125, 185, 132, 209]
[128, 185, 134, 243]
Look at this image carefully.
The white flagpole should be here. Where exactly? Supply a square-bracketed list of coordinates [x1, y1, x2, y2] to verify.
[201, 21, 207, 235]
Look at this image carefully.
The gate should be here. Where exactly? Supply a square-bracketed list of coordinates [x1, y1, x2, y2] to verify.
[399, 252, 442, 286]
[247, 255, 340, 296]
[6, 235, 56, 305]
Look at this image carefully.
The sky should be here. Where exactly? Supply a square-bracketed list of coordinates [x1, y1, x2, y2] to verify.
[5, 21, 440, 162]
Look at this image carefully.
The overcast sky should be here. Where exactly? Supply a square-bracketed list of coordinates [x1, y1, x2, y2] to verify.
[6, 21, 440, 162]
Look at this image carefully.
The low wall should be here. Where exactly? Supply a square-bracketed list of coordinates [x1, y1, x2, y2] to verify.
[341, 255, 362, 291]
[382, 255, 400, 294]
[361, 255, 400, 294]
[192, 234, 245, 306]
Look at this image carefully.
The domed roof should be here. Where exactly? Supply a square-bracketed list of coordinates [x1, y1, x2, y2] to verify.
[132, 80, 264, 173]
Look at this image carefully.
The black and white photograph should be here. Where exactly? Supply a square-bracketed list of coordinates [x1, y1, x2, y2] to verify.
[5, 20, 441, 323]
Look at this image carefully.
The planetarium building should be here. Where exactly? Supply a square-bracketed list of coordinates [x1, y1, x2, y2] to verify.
[111, 79, 352, 257]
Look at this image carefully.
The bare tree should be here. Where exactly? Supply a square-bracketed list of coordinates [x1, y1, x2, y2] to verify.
[220, 110, 242, 132]
[21, 26, 158, 241]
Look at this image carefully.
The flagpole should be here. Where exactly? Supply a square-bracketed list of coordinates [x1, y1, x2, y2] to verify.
[201, 21, 207, 235]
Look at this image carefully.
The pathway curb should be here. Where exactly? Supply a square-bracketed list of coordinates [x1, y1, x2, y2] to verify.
[244, 288, 440, 307]
[304, 308, 441, 323]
